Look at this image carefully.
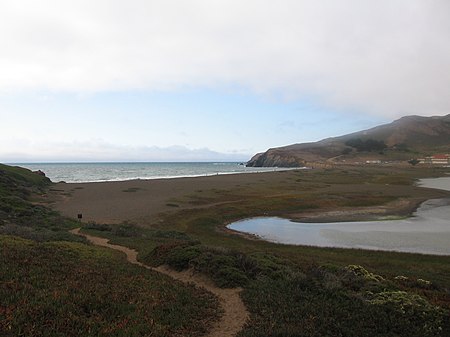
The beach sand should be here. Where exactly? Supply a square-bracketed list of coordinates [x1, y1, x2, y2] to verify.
[47, 169, 448, 226]
[48, 171, 293, 225]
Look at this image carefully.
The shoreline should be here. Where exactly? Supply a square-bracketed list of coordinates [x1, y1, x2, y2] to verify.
[15, 162, 303, 184]
[46, 170, 301, 225]
[53, 167, 302, 184]
[225, 197, 450, 255]
[221, 176, 450, 246]
[287, 198, 424, 223]
[46, 168, 450, 234]
[220, 198, 425, 243]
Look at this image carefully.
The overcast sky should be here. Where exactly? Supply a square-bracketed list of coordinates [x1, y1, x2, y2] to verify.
[1, 0, 449, 162]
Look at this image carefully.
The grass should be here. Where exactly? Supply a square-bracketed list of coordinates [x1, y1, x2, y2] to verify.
[0, 164, 80, 242]
[240, 267, 448, 337]
[79, 165, 450, 336]
[138, 237, 449, 336]
[0, 235, 219, 336]
[0, 164, 220, 336]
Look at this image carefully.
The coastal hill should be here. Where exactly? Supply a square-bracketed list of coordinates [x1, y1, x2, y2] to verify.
[246, 114, 450, 167]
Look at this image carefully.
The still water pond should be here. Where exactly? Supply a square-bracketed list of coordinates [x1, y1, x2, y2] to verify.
[228, 177, 450, 255]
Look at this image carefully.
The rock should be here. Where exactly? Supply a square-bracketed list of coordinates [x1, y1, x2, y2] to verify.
[246, 149, 307, 167]
[33, 170, 46, 177]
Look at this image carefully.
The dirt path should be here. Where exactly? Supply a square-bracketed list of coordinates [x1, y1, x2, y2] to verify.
[70, 228, 249, 337]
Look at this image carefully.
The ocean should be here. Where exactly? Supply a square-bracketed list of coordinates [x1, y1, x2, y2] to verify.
[13, 162, 288, 183]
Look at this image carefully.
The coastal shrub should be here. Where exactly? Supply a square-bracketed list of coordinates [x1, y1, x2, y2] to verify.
[394, 275, 437, 291]
[366, 291, 447, 336]
[416, 278, 433, 288]
[239, 265, 449, 337]
[0, 235, 218, 337]
[345, 264, 384, 282]
[0, 223, 85, 243]
[336, 265, 387, 294]
[165, 244, 203, 270]
[240, 272, 377, 337]
[0, 164, 81, 243]
[248, 252, 294, 280]
[84, 222, 112, 231]
[152, 229, 191, 241]
[149, 243, 298, 288]
[213, 266, 249, 288]
[144, 241, 188, 266]
[345, 138, 387, 152]
[341, 147, 353, 155]
[113, 223, 140, 237]
[189, 248, 252, 287]
[395, 275, 409, 281]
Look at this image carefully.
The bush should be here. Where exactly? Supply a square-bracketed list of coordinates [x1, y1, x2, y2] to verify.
[240, 264, 449, 337]
[0, 223, 85, 243]
[113, 223, 140, 237]
[84, 222, 112, 231]
[345, 138, 387, 152]
[366, 291, 447, 336]
[345, 265, 384, 282]
[213, 267, 249, 288]
[166, 244, 202, 271]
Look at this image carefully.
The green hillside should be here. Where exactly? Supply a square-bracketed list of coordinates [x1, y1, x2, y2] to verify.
[247, 114, 450, 167]
[0, 163, 77, 241]
[0, 164, 219, 336]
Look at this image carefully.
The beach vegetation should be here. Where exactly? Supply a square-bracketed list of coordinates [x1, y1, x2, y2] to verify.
[0, 164, 220, 336]
[146, 235, 449, 336]
[0, 235, 219, 336]
[0, 164, 80, 242]
[2, 163, 450, 336]
[122, 187, 141, 193]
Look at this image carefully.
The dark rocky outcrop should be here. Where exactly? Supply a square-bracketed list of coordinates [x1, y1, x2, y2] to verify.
[33, 170, 46, 177]
[246, 150, 306, 167]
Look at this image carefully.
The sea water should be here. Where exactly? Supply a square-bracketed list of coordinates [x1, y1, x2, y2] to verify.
[12, 162, 289, 183]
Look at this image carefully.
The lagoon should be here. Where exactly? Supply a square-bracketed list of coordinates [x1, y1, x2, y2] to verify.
[228, 177, 450, 255]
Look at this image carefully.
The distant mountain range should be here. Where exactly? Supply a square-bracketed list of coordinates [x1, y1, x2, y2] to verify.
[246, 114, 450, 167]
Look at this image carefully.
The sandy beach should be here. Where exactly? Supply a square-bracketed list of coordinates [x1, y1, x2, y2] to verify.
[48, 171, 295, 225]
[46, 168, 449, 228]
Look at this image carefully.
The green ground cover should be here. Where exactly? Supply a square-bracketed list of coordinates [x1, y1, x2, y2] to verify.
[0, 164, 219, 336]
[1, 163, 450, 336]
[81, 166, 450, 336]
[0, 164, 79, 242]
[0, 235, 218, 336]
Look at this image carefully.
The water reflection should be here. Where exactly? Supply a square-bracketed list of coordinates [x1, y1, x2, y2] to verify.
[228, 198, 450, 255]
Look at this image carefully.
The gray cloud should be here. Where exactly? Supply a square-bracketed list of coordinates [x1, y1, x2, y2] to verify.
[0, 0, 449, 116]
